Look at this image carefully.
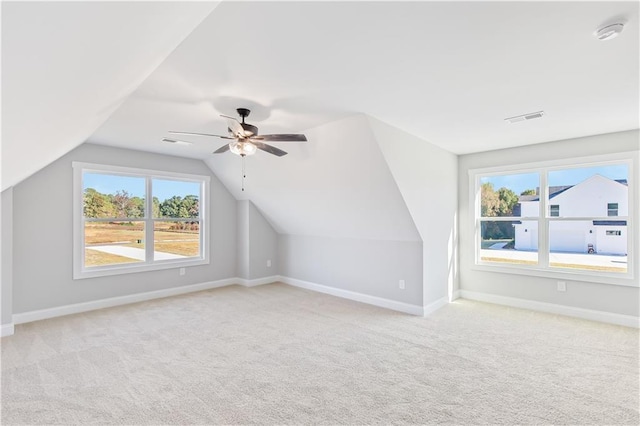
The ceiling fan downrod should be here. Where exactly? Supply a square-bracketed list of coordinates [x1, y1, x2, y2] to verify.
[241, 154, 246, 192]
[237, 108, 250, 124]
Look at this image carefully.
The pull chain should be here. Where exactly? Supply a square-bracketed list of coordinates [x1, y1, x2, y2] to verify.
[241, 154, 246, 192]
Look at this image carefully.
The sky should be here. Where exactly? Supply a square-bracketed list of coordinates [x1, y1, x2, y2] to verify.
[481, 164, 628, 195]
[83, 173, 200, 201]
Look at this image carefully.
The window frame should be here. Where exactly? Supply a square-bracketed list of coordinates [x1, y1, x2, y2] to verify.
[73, 162, 211, 279]
[469, 152, 637, 286]
[607, 203, 619, 217]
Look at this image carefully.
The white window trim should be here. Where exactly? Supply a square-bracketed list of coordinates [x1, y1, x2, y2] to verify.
[469, 151, 638, 287]
[73, 162, 211, 279]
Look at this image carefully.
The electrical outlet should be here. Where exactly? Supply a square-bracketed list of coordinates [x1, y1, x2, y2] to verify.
[179, 268, 186, 276]
[399, 280, 405, 290]
[267, 259, 272, 268]
[557, 281, 566, 292]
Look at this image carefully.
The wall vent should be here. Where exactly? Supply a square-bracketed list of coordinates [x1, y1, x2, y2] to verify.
[505, 111, 545, 123]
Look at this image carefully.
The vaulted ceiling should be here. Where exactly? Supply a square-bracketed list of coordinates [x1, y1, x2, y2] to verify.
[3, 1, 638, 194]
[1, 1, 219, 190]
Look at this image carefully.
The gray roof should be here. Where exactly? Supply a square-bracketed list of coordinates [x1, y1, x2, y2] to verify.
[519, 185, 573, 202]
[518, 178, 628, 202]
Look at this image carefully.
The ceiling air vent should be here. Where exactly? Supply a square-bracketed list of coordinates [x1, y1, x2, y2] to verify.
[505, 111, 545, 123]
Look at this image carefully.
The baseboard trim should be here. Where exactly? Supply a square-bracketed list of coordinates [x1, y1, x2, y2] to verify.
[13, 278, 238, 325]
[1, 323, 15, 337]
[10, 275, 449, 326]
[279, 276, 424, 316]
[459, 290, 639, 328]
[451, 290, 461, 301]
[237, 276, 279, 287]
[423, 296, 449, 317]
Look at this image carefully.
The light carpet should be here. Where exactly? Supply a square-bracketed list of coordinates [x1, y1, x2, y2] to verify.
[1, 283, 638, 425]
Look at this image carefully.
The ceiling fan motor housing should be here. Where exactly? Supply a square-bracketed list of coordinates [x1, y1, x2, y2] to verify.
[237, 108, 251, 118]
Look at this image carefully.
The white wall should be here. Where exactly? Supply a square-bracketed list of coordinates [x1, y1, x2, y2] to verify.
[236, 200, 279, 280]
[207, 115, 426, 306]
[248, 202, 278, 279]
[274, 116, 458, 310]
[237, 201, 250, 279]
[1, 188, 14, 327]
[279, 234, 423, 305]
[367, 117, 459, 306]
[459, 130, 639, 317]
[11, 143, 237, 314]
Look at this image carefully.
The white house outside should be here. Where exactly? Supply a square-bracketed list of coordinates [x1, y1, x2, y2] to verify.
[514, 175, 628, 255]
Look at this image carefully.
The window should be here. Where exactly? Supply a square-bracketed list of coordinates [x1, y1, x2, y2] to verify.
[471, 154, 634, 283]
[478, 172, 540, 266]
[73, 163, 210, 279]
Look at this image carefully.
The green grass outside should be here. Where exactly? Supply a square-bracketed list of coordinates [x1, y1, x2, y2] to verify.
[84, 223, 199, 266]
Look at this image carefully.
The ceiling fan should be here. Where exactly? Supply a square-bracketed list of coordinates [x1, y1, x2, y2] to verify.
[167, 108, 307, 157]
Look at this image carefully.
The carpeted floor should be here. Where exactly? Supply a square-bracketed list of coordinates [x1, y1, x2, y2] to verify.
[1, 282, 638, 425]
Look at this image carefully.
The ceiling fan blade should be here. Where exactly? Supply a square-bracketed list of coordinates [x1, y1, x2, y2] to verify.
[169, 131, 233, 139]
[213, 144, 231, 154]
[220, 115, 247, 138]
[252, 134, 307, 142]
[252, 141, 288, 157]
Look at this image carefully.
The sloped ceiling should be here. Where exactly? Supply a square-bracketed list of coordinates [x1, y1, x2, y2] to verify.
[207, 114, 421, 242]
[2, 1, 638, 239]
[1, 1, 219, 191]
[88, 1, 638, 160]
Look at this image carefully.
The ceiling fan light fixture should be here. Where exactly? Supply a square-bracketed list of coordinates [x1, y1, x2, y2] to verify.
[230, 141, 257, 156]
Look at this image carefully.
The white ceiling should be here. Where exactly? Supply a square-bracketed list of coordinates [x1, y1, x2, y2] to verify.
[206, 114, 422, 241]
[88, 1, 639, 160]
[2, 1, 638, 191]
[1, 1, 219, 190]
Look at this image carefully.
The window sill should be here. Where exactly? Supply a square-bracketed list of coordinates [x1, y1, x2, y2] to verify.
[73, 258, 209, 280]
[472, 263, 637, 287]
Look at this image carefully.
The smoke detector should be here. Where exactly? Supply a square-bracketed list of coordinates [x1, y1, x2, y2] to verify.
[594, 23, 625, 41]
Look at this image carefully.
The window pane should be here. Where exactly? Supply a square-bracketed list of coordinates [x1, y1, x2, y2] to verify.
[480, 220, 538, 265]
[84, 222, 145, 267]
[154, 221, 200, 258]
[547, 164, 628, 218]
[83, 173, 145, 218]
[153, 179, 200, 219]
[549, 221, 627, 273]
[480, 172, 540, 218]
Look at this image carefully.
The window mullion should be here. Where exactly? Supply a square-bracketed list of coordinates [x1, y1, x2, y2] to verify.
[539, 170, 550, 269]
[200, 180, 205, 259]
[145, 177, 154, 263]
